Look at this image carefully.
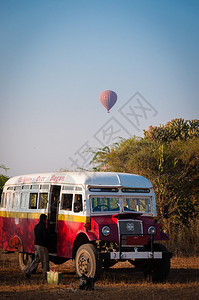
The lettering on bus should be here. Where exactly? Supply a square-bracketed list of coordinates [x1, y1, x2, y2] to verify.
[18, 176, 47, 183]
[36, 176, 46, 182]
[50, 175, 65, 182]
[18, 177, 33, 184]
[17, 175, 65, 184]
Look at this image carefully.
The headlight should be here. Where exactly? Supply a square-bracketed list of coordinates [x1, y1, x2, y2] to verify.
[148, 226, 156, 235]
[102, 226, 111, 236]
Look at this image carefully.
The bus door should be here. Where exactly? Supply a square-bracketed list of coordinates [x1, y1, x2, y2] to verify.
[48, 185, 61, 253]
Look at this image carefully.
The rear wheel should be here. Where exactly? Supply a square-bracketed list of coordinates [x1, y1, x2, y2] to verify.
[75, 243, 101, 280]
[143, 243, 170, 283]
[19, 252, 34, 271]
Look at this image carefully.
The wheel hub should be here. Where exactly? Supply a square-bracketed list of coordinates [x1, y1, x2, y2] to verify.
[79, 253, 90, 274]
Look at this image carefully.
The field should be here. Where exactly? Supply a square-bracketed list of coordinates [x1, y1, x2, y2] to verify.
[0, 250, 198, 300]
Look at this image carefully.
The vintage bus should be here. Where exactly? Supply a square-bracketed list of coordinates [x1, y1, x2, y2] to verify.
[0, 172, 171, 282]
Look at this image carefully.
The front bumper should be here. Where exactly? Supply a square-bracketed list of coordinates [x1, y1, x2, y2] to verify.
[100, 251, 172, 260]
[110, 251, 162, 260]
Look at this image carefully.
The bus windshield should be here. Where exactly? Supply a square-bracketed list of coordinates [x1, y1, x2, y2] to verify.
[91, 197, 120, 212]
[90, 197, 151, 213]
[122, 197, 151, 213]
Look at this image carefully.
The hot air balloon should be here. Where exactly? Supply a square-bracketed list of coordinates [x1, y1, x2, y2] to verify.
[99, 90, 117, 113]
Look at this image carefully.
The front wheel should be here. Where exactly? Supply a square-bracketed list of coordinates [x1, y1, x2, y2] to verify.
[75, 243, 101, 280]
[143, 243, 171, 283]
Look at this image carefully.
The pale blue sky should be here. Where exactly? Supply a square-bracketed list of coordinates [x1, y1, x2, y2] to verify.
[0, 0, 198, 176]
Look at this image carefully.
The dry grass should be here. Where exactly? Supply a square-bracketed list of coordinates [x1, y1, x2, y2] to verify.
[163, 218, 199, 257]
[0, 250, 198, 300]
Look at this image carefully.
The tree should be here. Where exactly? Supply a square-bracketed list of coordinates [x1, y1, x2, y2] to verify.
[0, 164, 9, 197]
[91, 119, 199, 224]
[143, 118, 199, 143]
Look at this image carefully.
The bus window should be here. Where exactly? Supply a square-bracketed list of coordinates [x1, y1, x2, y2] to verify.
[21, 192, 28, 209]
[22, 185, 30, 190]
[62, 186, 74, 191]
[61, 194, 73, 211]
[31, 184, 39, 190]
[29, 193, 38, 209]
[0, 192, 5, 207]
[75, 186, 82, 191]
[122, 197, 151, 213]
[40, 184, 49, 190]
[74, 194, 83, 213]
[91, 197, 119, 212]
[14, 186, 21, 191]
[39, 193, 48, 209]
[6, 192, 13, 209]
[13, 192, 20, 208]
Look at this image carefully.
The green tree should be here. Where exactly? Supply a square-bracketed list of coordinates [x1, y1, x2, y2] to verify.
[143, 118, 199, 143]
[91, 119, 199, 224]
[0, 164, 9, 197]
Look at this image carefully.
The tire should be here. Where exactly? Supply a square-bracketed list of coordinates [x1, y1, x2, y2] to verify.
[75, 243, 101, 280]
[143, 243, 170, 283]
[19, 252, 34, 272]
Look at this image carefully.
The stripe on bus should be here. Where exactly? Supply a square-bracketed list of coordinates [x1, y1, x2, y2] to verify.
[58, 214, 90, 223]
[0, 211, 41, 219]
[0, 211, 90, 223]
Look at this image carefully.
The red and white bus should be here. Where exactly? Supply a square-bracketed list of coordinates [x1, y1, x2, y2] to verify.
[0, 172, 171, 282]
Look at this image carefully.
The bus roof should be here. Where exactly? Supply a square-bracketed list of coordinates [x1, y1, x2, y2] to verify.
[4, 172, 153, 189]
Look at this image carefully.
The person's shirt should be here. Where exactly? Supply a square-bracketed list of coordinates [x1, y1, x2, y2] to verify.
[34, 221, 51, 247]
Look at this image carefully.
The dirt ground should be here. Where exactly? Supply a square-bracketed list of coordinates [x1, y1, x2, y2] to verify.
[0, 251, 198, 300]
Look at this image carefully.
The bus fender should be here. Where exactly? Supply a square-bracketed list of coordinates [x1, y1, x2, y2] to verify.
[72, 231, 98, 259]
[9, 235, 23, 252]
[75, 229, 98, 242]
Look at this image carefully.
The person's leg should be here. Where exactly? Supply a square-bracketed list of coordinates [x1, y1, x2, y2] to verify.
[39, 246, 49, 279]
[26, 245, 40, 277]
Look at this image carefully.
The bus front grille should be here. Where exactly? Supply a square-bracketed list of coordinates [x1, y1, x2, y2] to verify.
[119, 220, 143, 247]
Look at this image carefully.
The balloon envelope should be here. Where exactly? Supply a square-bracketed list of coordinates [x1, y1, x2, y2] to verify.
[99, 90, 117, 112]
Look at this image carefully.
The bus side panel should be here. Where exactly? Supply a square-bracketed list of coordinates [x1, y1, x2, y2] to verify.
[1, 214, 18, 251]
[57, 219, 86, 258]
[1, 213, 35, 253]
[25, 217, 38, 253]
[2, 214, 15, 251]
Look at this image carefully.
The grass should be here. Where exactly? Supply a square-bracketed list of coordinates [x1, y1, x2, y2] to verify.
[163, 218, 199, 257]
[0, 251, 198, 299]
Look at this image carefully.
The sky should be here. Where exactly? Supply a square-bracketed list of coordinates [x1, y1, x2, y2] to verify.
[0, 0, 198, 177]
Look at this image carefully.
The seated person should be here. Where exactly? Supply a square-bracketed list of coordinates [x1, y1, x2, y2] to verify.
[62, 194, 72, 210]
[74, 195, 83, 213]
